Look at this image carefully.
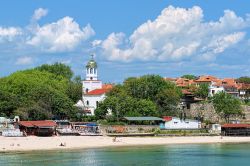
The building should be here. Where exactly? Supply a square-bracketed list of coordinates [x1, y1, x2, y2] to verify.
[166, 75, 247, 98]
[18, 120, 56, 136]
[76, 55, 113, 115]
[221, 124, 250, 136]
[208, 82, 225, 97]
[237, 83, 250, 99]
[161, 116, 201, 129]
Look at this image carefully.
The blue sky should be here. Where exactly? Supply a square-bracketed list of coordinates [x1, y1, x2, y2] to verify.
[0, 0, 250, 83]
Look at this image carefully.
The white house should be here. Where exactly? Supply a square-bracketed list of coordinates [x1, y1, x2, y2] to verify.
[76, 55, 112, 115]
[208, 81, 225, 97]
[161, 116, 201, 129]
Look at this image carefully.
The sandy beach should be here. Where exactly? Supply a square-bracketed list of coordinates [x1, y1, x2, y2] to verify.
[1, 136, 250, 152]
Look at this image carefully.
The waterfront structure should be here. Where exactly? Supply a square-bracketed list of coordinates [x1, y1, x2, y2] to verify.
[161, 116, 201, 129]
[18, 120, 56, 136]
[221, 123, 250, 136]
[0, 116, 21, 136]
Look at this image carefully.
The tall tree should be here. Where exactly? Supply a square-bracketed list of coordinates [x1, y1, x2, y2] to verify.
[36, 62, 73, 80]
[212, 92, 243, 122]
[0, 68, 77, 120]
[66, 76, 82, 102]
[195, 83, 209, 99]
[96, 75, 181, 120]
[156, 88, 182, 116]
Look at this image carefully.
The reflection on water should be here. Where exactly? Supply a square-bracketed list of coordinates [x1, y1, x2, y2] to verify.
[0, 143, 250, 166]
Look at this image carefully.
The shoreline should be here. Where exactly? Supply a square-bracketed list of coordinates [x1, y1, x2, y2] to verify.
[1, 136, 250, 153]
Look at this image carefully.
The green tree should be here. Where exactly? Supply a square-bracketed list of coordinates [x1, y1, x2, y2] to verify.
[237, 76, 250, 84]
[0, 68, 77, 120]
[96, 75, 181, 120]
[181, 74, 197, 80]
[156, 88, 182, 116]
[0, 89, 19, 117]
[212, 92, 243, 122]
[124, 75, 177, 101]
[66, 76, 82, 102]
[195, 83, 209, 99]
[36, 62, 73, 80]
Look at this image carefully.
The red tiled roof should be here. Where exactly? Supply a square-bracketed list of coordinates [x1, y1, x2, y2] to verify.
[102, 84, 113, 90]
[195, 75, 219, 82]
[222, 124, 250, 128]
[238, 83, 250, 90]
[164, 78, 177, 82]
[87, 88, 109, 95]
[163, 116, 172, 122]
[19, 121, 56, 127]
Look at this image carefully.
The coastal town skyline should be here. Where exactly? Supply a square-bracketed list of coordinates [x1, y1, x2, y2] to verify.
[1, 0, 250, 83]
[1, 1, 250, 164]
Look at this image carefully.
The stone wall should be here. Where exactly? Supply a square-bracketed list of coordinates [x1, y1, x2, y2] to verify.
[187, 103, 250, 123]
[187, 103, 220, 123]
[99, 125, 159, 135]
[241, 105, 250, 123]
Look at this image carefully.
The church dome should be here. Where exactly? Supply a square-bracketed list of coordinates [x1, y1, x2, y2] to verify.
[86, 57, 97, 68]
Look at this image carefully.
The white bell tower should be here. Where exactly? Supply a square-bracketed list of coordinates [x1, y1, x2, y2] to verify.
[86, 54, 98, 81]
[82, 54, 102, 94]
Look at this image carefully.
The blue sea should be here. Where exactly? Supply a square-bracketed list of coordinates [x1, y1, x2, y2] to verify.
[0, 143, 250, 166]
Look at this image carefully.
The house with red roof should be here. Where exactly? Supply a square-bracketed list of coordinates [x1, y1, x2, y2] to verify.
[75, 55, 113, 115]
[18, 120, 56, 136]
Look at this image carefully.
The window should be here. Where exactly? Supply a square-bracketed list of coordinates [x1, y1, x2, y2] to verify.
[212, 90, 215, 94]
[86, 100, 89, 106]
[90, 68, 93, 74]
[96, 101, 99, 107]
[86, 88, 89, 93]
[174, 122, 178, 124]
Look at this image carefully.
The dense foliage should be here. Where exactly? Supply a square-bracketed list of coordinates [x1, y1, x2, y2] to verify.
[195, 83, 209, 99]
[237, 76, 250, 84]
[0, 63, 82, 120]
[95, 75, 182, 121]
[181, 74, 197, 80]
[212, 92, 243, 122]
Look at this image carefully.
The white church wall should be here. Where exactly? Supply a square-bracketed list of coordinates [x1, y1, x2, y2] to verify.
[83, 94, 106, 115]
[82, 80, 102, 93]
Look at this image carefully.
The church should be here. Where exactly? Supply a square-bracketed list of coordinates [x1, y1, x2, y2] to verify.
[75, 55, 112, 115]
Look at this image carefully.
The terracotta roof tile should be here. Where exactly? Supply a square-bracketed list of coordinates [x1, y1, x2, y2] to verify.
[87, 88, 109, 95]
[195, 75, 219, 82]
[102, 84, 113, 90]
[19, 121, 56, 127]
[222, 124, 250, 128]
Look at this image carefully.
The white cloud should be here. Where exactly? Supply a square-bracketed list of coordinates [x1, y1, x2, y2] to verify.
[92, 39, 102, 47]
[15, 56, 33, 65]
[32, 8, 48, 21]
[101, 6, 250, 62]
[0, 27, 22, 42]
[27, 16, 95, 52]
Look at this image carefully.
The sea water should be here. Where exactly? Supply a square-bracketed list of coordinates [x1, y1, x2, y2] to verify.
[0, 143, 250, 166]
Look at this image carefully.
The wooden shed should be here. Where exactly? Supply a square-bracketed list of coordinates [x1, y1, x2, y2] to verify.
[18, 121, 56, 136]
